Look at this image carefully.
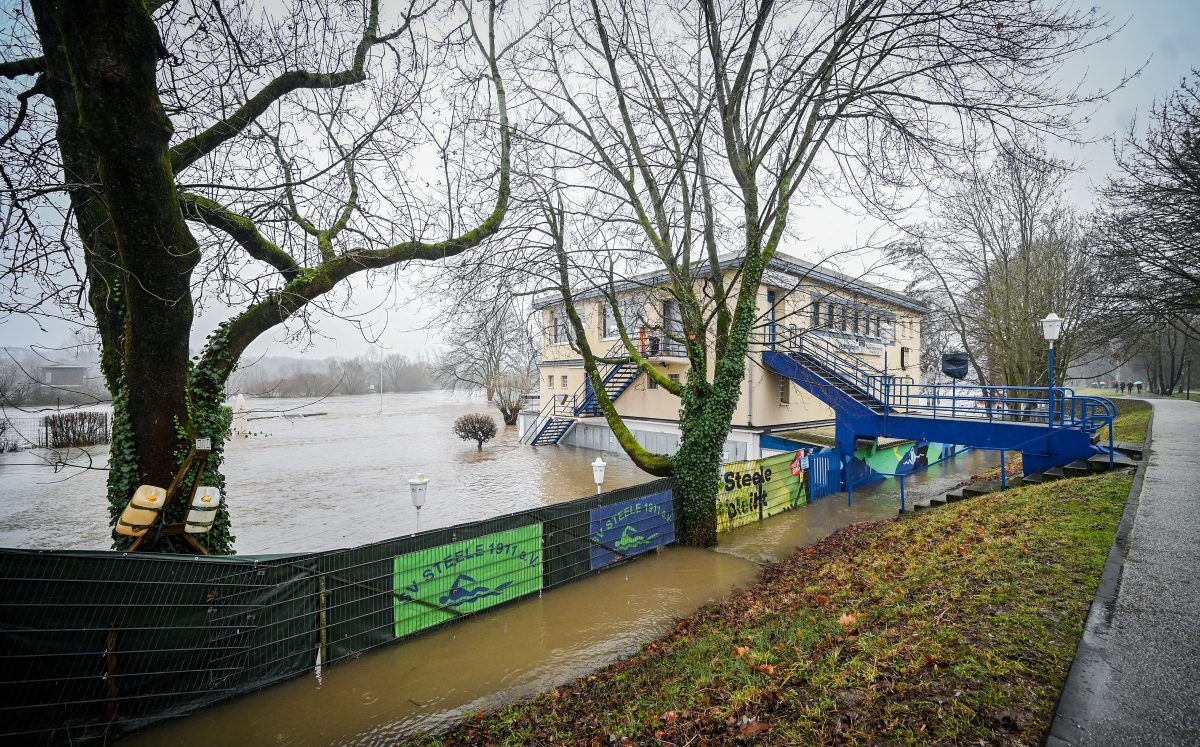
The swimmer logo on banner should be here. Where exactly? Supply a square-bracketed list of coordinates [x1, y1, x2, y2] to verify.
[588, 489, 675, 570]
[392, 524, 543, 638]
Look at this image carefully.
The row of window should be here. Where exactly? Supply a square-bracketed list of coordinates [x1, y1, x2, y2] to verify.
[552, 301, 915, 346]
[552, 301, 683, 345]
[810, 300, 891, 338]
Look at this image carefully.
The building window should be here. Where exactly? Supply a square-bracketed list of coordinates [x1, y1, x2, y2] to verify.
[648, 375, 659, 390]
[551, 312, 566, 344]
[669, 373, 681, 384]
[779, 374, 790, 404]
[602, 303, 620, 338]
[547, 375, 554, 389]
[901, 346, 911, 369]
[561, 375, 569, 388]
[811, 302, 820, 328]
[852, 308, 861, 335]
[839, 305, 848, 333]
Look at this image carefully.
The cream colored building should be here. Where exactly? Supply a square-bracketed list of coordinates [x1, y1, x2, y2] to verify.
[522, 252, 927, 460]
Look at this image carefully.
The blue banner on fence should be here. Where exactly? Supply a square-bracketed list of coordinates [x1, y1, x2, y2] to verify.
[588, 489, 675, 570]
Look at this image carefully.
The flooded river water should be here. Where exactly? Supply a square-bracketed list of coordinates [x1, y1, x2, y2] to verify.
[0, 391, 651, 553]
[1, 392, 999, 744]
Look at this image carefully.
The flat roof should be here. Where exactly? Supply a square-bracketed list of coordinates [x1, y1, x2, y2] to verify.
[534, 250, 929, 314]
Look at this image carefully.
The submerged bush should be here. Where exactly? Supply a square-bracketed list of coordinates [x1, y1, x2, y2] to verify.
[453, 413, 497, 450]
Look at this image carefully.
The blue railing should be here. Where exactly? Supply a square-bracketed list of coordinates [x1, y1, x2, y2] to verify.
[879, 382, 1114, 433]
[768, 327, 913, 404]
[765, 327, 1116, 465]
[524, 340, 639, 444]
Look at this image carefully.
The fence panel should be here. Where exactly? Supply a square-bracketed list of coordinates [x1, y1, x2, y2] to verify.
[0, 476, 678, 745]
[808, 450, 841, 500]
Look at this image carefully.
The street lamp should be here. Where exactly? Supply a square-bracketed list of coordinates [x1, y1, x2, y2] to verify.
[591, 457, 607, 494]
[409, 473, 428, 532]
[1040, 313, 1063, 428]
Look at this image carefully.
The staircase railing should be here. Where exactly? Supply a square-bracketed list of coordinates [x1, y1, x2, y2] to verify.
[523, 340, 640, 443]
[769, 327, 913, 404]
[765, 326, 1115, 445]
[880, 382, 1114, 433]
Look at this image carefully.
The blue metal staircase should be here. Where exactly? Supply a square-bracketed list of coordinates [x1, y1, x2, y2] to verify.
[763, 332, 1118, 477]
[524, 341, 642, 446]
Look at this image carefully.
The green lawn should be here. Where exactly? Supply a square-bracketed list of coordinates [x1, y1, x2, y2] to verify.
[1096, 398, 1152, 446]
[426, 471, 1132, 746]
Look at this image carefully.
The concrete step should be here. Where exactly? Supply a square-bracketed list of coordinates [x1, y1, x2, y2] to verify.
[1089, 453, 1140, 470]
[1064, 460, 1091, 477]
[927, 494, 948, 506]
[944, 490, 967, 503]
[1042, 467, 1066, 481]
[1113, 442, 1144, 460]
[911, 499, 932, 511]
[962, 481, 1001, 498]
[1018, 472, 1044, 485]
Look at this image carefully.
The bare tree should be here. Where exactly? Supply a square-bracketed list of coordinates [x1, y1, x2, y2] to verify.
[1, 0, 517, 551]
[893, 144, 1113, 392]
[453, 412, 498, 449]
[1098, 69, 1200, 329]
[515, 0, 1110, 546]
[435, 300, 537, 424]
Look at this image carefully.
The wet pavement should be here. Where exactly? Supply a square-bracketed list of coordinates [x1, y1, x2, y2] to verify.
[1049, 398, 1200, 746]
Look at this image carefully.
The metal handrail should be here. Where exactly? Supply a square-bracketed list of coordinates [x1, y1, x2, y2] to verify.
[769, 328, 913, 403]
[524, 340, 636, 443]
[881, 382, 1114, 432]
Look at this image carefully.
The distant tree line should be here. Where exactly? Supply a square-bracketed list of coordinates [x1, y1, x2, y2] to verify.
[226, 353, 437, 398]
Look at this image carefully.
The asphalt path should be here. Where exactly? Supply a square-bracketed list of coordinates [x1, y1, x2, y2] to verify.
[1049, 397, 1200, 746]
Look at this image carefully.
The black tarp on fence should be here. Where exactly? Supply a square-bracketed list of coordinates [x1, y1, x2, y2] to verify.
[0, 477, 676, 744]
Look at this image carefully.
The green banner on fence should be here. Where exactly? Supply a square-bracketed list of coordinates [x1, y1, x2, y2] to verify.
[717, 450, 808, 533]
[392, 524, 543, 638]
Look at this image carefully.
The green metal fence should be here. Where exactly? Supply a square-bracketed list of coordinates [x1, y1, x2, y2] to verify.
[0, 477, 676, 744]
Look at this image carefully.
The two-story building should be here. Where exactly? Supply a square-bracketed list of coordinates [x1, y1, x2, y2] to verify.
[522, 251, 928, 461]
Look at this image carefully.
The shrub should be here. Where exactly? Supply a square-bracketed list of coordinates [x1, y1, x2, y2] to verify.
[453, 413, 497, 450]
[43, 411, 111, 448]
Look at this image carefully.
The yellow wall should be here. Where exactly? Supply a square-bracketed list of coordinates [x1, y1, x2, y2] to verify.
[537, 269, 923, 428]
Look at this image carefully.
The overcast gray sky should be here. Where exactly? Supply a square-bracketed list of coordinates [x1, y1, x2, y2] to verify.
[3, 0, 1198, 365]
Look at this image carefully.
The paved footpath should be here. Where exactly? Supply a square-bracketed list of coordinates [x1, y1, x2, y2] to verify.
[1049, 397, 1200, 746]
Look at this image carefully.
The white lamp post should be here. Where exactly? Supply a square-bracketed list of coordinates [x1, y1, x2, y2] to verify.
[409, 473, 428, 532]
[591, 457, 607, 494]
[1040, 313, 1063, 428]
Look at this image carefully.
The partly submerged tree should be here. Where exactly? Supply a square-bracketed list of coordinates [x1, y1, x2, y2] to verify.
[435, 299, 538, 425]
[515, 0, 1112, 546]
[1, 0, 514, 552]
[453, 412, 498, 449]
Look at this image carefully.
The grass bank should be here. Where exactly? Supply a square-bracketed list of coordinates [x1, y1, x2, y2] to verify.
[1097, 398, 1152, 446]
[425, 470, 1133, 746]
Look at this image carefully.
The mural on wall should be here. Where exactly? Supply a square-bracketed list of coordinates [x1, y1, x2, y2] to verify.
[717, 450, 811, 533]
[393, 524, 543, 638]
[855, 440, 947, 476]
[588, 489, 675, 570]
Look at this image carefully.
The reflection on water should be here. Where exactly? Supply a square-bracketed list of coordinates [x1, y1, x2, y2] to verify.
[119, 547, 761, 746]
[0, 391, 651, 553]
[716, 448, 999, 564]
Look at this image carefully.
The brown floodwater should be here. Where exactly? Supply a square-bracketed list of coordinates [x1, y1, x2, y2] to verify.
[117, 546, 761, 746]
[2, 393, 999, 744]
[0, 391, 651, 553]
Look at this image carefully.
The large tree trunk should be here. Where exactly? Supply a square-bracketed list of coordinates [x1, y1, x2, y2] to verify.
[33, 0, 207, 547]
